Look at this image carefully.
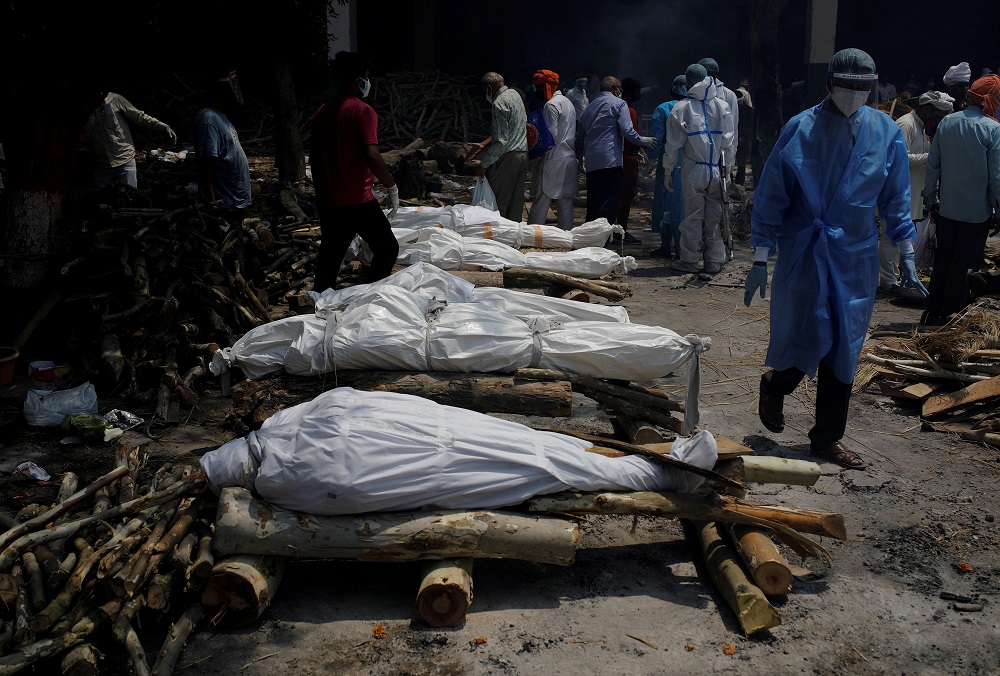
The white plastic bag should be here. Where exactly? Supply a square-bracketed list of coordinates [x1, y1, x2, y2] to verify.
[24, 382, 99, 427]
[914, 214, 937, 269]
[471, 176, 498, 211]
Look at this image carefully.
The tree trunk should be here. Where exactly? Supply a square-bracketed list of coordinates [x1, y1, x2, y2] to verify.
[201, 555, 285, 628]
[213, 487, 580, 565]
[2, 190, 67, 289]
[748, 0, 789, 184]
[272, 56, 306, 189]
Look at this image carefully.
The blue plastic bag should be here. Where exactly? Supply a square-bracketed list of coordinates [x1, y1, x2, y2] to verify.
[526, 109, 555, 160]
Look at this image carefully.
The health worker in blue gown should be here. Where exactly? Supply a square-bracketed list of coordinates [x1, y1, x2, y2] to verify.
[743, 48, 928, 470]
[650, 75, 687, 258]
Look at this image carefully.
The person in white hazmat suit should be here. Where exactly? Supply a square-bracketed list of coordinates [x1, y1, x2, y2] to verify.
[699, 57, 739, 162]
[527, 69, 579, 230]
[661, 63, 735, 276]
[878, 90, 954, 292]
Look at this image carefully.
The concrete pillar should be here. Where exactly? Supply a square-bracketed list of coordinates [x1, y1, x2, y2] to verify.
[327, 0, 357, 59]
[804, 0, 838, 106]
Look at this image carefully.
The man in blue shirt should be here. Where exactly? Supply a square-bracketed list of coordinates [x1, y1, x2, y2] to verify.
[576, 77, 657, 226]
[195, 72, 251, 213]
[921, 75, 1000, 325]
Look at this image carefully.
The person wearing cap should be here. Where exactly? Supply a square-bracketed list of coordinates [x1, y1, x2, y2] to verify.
[878, 90, 955, 293]
[311, 52, 400, 292]
[699, 58, 740, 164]
[566, 75, 590, 120]
[943, 62, 972, 112]
[576, 76, 657, 226]
[84, 86, 176, 190]
[649, 75, 688, 258]
[734, 81, 755, 186]
[195, 72, 251, 211]
[743, 48, 926, 470]
[527, 69, 577, 231]
[660, 64, 734, 276]
[922, 75, 1000, 325]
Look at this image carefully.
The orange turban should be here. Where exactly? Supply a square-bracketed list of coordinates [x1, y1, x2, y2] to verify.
[969, 75, 1000, 120]
[532, 69, 560, 102]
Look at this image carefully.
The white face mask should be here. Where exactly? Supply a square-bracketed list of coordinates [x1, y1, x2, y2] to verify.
[831, 86, 869, 117]
[358, 77, 371, 98]
[485, 89, 494, 104]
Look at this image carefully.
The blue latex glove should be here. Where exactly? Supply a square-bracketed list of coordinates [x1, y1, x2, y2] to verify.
[899, 252, 929, 298]
[744, 263, 768, 306]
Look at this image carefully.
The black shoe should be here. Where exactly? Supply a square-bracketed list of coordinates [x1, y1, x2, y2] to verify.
[648, 247, 672, 258]
[758, 380, 785, 433]
[622, 232, 643, 244]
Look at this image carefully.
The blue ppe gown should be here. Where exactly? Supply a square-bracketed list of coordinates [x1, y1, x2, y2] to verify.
[750, 103, 916, 384]
[650, 100, 684, 242]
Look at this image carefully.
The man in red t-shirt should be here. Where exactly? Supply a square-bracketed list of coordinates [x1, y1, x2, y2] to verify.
[311, 51, 400, 291]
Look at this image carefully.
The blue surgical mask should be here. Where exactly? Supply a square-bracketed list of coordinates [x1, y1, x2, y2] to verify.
[358, 77, 371, 98]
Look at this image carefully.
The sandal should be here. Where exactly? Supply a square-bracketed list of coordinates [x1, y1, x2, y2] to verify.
[812, 441, 866, 470]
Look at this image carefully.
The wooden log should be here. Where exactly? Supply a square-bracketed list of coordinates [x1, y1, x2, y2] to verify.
[187, 532, 214, 591]
[345, 371, 572, 417]
[588, 391, 684, 434]
[527, 491, 843, 547]
[504, 268, 626, 300]
[213, 488, 580, 565]
[560, 289, 590, 303]
[201, 555, 285, 628]
[170, 533, 197, 570]
[923, 375, 1000, 418]
[726, 525, 793, 597]
[11, 567, 29, 646]
[0, 574, 17, 608]
[116, 618, 149, 676]
[151, 602, 203, 676]
[147, 571, 175, 613]
[29, 549, 101, 634]
[20, 554, 45, 612]
[515, 368, 684, 413]
[0, 466, 129, 553]
[0, 611, 99, 675]
[614, 415, 666, 445]
[32, 545, 66, 594]
[60, 643, 99, 676]
[693, 521, 781, 635]
[900, 381, 946, 401]
[416, 559, 473, 628]
[712, 456, 821, 487]
[0, 476, 205, 570]
[56, 473, 79, 506]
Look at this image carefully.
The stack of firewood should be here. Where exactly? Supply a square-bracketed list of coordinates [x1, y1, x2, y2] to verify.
[0, 445, 210, 674]
[55, 191, 323, 421]
[859, 299, 1000, 446]
[369, 71, 490, 148]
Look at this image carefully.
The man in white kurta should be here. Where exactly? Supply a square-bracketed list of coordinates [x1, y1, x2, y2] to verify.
[879, 90, 954, 291]
[528, 70, 579, 230]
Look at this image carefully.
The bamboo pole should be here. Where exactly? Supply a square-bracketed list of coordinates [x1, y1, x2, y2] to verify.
[693, 521, 780, 635]
[416, 559, 473, 627]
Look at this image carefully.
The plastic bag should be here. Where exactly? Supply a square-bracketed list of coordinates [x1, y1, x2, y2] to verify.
[24, 382, 98, 427]
[914, 214, 937, 269]
[526, 109, 556, 160]
[471, 176, 498, 211]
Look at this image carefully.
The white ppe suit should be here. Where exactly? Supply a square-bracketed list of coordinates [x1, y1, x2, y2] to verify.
[661, 77, 735, 272]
